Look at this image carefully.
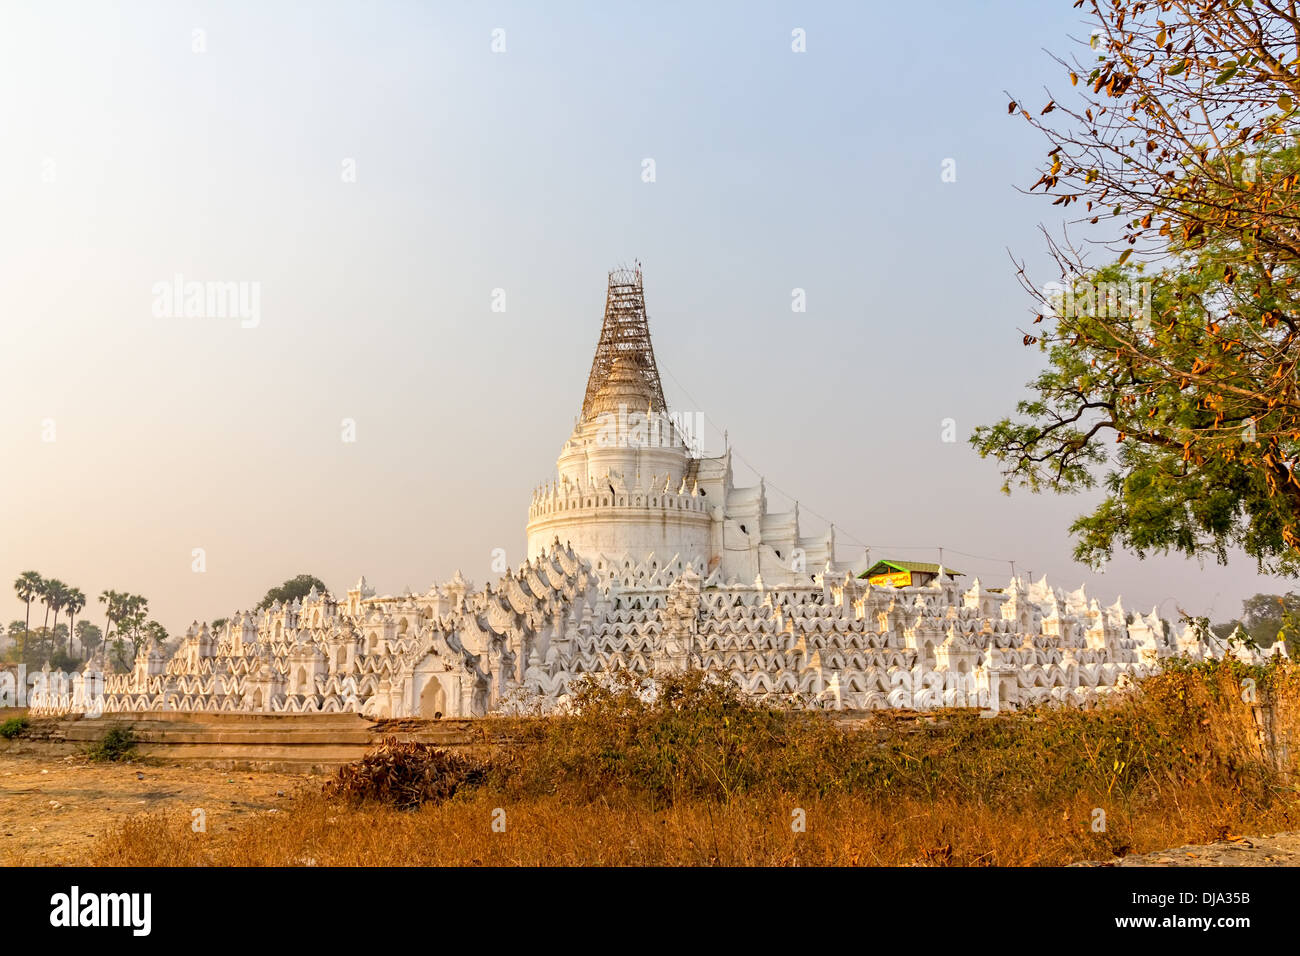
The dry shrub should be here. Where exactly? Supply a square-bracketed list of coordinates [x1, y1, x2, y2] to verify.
[87, 658, 1300, 866]
[324, 737, 488, 810]
[475, 661, 1299, 813]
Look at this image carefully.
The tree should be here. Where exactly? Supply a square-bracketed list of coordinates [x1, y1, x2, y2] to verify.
[75, 620, 103, 658]
[2, 621, 24, 663]
[974, 1, 1300, 574]
[97, 589, 145, 670]
[256, 574, 327, 611]
[141, 620, 168, 648]
[49, 623, 75, 671]
[49, 650, 80, 672]
[1211, 618, 1246, 641]
[1215, 592, 1300, 654]
[63, 587, 85, 658]
[98, 589, 121, 658]
[107, 594, 149, 670]
[43, 579, 68, 663]
[35, 577, 55, 661]
[13, 571, 42, 662]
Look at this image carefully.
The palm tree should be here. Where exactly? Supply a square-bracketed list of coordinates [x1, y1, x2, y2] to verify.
[64, 587, 85, 659]
[13, 571, 42, 661]
[98, 589, 120, 661]
[43, 579, 67, 662]
[34, 576, 54, 661]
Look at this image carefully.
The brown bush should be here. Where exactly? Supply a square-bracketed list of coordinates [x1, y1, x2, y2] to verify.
[324, 737, 488, 810]
[473, 661, 1298, 812]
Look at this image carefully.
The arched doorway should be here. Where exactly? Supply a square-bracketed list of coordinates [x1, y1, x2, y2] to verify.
[420, 677, 447, 718]
[999, 676, 1017, 708]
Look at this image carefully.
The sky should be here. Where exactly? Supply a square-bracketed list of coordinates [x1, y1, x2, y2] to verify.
[1, 0, 1292, 635]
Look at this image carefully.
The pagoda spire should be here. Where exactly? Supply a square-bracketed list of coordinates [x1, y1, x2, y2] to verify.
[580, 265, 667, 421]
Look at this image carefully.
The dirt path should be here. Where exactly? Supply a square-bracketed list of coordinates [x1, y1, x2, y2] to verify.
[0, 753, 315, 865]
[1076, 833, 1300, 866]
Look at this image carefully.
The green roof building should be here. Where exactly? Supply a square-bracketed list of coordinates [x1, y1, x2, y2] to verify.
[859, 560, 963, 588]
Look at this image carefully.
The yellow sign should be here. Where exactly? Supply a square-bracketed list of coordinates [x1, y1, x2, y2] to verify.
[868, 571, 912, 588]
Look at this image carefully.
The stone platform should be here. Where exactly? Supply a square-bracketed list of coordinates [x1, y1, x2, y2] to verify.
[0, 708, 474, 772]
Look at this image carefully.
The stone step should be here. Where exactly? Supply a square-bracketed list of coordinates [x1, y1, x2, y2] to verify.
[66, 727, 380, 745]
[102, 715, 375, 729]
[132, 742, 373, 761]
[14, 712, 482, 771]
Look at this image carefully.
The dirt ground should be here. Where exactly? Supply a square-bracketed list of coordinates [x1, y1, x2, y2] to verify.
[1076, 833, 1300, 866]
[0, 753, 315, 866]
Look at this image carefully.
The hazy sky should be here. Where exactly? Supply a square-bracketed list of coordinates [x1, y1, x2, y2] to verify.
[1, 0, 1291, 635]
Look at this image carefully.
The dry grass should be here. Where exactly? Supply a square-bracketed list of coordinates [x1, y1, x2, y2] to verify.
[88, 659, 1300, 866]
[92, 786, 1289, 867]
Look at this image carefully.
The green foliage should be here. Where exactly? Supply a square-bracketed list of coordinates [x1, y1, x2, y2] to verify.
[87, 726, 137, 762]
[42, 579, 69, 658]
[985, 2, 1300, 574]
[974, 180, 1300, 574]
[0, 716, 29, 739]
[74, 620, 102, 655]
[20, 628, 54, 666]
[1, 623, 23, 664]
[49, 650, 80, 672]
[12, 572, 42, 662]
[7, 582, 142, 669]
[98, 591, 151, 669]
[257, 574, 327, 611]
[62, 587, 85, 625]
[13, 572, 42, 607]
[1213, 593, 1300, 656]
